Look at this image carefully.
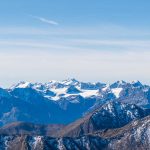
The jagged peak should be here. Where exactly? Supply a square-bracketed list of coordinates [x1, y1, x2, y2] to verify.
[10, 81, 32, 89]
[109, 80, 127, 89]
[131, 80, 143, 87]
[116, 80, 126, 84]
[61, 78, 79, 85]
[48, 80, 58, 84]
[66, 85, 81, 94]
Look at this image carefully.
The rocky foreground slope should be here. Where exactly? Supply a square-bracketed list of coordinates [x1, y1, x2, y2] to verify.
[0, 114, 150, 150]
[0, 101, 149, 149]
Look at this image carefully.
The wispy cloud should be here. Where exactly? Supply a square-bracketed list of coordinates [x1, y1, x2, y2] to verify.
[1, 38, 150, 53]
[69, 39, 150, 47]
[30, 15, 59, 26]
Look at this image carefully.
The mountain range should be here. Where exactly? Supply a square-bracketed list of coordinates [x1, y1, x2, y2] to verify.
[0, 79, 149, 126]
[0, 79, 150, 149]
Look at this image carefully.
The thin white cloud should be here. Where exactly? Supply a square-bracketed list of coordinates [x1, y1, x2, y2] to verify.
[69, 39, 150, 47]
[30, 15, 59, 26]
[1, 39, 150, 53]
[1, 25, 150, 37]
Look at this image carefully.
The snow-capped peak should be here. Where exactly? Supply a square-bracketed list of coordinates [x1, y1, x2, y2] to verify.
[48, 80, 58, 84]
[61, 78, 79, 86]
[10, 81, 32, 89]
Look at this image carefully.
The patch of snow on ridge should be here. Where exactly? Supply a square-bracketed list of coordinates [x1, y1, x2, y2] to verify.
[146, 126, 150, 144]
[111, 88, 122, 98]
[51, 87, 67, 96]
[49, 87, 67, 100]
[57, 138, 64, 150]
[50, 89, 99, 100]
[80, 90, 99, 98]
[49, 85, 99, 100]
[102, 84, 110, 91]
[32, 136, 43, 149]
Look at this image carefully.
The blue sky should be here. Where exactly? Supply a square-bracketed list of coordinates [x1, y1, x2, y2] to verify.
[0, 0, 150, 87]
